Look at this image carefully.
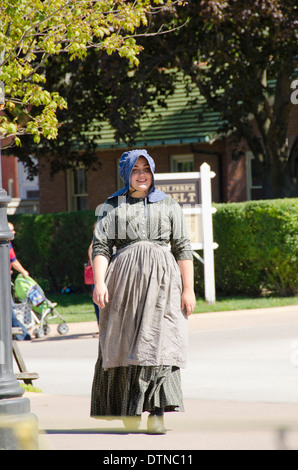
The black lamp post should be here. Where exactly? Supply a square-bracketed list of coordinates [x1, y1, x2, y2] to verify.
[0, 183, 24, 400]
[0, 82, 38, 449]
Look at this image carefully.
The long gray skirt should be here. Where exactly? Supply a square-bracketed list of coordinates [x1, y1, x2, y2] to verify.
[90, 346, 184, 417]
[90, 241, 187, 418]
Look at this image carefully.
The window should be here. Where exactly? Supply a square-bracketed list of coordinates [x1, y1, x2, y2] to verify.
[67, 168, 89, 211]
[246, 152, 263, 200]
[171, 154, 194, 172]
[17, 158, 39, 200]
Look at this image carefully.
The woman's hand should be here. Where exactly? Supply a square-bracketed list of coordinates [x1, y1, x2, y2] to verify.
[92, 255, 109, 308]
[93, 281, 109, 309]
[178, 259, 196, 316]
[181, 287, 196, 317]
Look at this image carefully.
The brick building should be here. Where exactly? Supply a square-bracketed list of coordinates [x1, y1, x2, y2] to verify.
[3, 79, 298, 215]
[38, 81, 251, 214]
[1, 152, 39, 215]
[1, 152, 19, 198]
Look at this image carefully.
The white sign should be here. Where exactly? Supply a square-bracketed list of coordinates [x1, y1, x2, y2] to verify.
[155, 163, 217, 304]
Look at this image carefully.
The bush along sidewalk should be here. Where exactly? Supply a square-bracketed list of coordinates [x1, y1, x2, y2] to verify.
[210, 198, 298, 297]
[9, 210, 96, 293]
[9, 199, 298, 297]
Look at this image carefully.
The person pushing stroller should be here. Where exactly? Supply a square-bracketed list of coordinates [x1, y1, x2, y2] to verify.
[9, 222, 31, 341]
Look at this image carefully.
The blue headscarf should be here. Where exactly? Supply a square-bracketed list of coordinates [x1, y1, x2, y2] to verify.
[108, 149, 168, 202]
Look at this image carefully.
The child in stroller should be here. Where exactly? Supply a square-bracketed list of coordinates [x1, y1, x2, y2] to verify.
[13, 274, 69, 339]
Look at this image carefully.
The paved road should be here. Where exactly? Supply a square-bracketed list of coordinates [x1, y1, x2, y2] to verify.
[14, 305, 298, 450]
[17, 305, 298, 402]
[183, 306, 298, 403]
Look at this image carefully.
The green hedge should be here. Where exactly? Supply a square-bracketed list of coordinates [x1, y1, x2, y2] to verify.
[9, 210, 96, 292]
[210, 198, 298, 297]
[9, 198, 298, 297]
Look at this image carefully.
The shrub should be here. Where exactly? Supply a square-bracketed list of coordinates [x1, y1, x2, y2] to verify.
[211, 198, 298, 296]
[9, 210, 96, 292]
[9, 198, 298, 296]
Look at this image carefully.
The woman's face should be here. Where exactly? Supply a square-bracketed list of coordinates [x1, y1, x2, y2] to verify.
[130, 156, 153, 197]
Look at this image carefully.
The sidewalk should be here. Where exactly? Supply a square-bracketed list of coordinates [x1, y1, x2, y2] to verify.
[26, 392, 298, 451]
[22, 305, 298, 450]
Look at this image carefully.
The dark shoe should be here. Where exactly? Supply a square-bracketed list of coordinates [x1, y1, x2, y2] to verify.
[147, 413, 166, 435]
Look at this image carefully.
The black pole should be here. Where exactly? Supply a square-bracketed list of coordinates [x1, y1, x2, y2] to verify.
[0, 142, 38, 449]
[0, 185, 24, 398]
[0, 27, 38, 448]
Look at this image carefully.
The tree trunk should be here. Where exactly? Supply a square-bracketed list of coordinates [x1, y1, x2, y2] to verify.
[264, 160, 298, 199]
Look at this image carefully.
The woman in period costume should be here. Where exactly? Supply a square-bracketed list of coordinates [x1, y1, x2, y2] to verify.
[90, 149, 196, 434]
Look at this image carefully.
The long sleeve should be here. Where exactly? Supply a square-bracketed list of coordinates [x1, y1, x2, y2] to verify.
[92, 196, 193, 262]
[92, 202, 116, 262]
[169, 201, 193, 261]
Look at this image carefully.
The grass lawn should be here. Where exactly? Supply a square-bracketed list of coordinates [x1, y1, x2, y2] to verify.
[45, 291, 298, 324]
[46, 292, 96, 323]
[195, 295, 298, 313]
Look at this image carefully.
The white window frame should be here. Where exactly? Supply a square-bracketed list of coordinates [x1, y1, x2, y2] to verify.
[67, 167, 89, 211]
[17, 157, 39, 200]
[246, 151, 263, 201]
[170, 154, 194, 172]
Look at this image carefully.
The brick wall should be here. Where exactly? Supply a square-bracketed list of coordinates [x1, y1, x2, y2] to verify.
[38, 159, 68, 213]
[1, 154, 19, 198]
[223, 138, 248, 202]
[87, 143, 225, 213]
[87, 149, 119, 210]
[38, 141, 247, 213]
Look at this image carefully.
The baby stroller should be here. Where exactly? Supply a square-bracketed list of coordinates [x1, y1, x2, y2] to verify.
[13, 274, 69, 339]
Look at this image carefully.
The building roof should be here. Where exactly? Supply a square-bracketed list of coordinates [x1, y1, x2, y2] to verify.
[91, 76, 222, 149]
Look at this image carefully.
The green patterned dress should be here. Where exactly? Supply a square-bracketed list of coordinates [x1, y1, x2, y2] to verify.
[90, 195, 192, 418]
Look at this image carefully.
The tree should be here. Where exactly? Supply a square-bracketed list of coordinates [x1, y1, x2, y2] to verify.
[0, 0, 184, 152]
[46, 0, 295, 198]
[9, 0, 298, 199]
[15, 47, 177, 176]
[139, 0, 298, 198]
